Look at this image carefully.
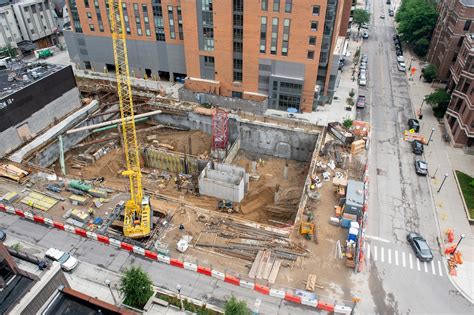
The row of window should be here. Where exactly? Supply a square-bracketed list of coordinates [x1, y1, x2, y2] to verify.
[261, 0, 320, 16]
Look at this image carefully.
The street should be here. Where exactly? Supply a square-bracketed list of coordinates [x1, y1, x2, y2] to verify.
[354, 0, 473, 313]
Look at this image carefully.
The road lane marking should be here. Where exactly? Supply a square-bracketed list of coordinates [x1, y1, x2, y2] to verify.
[388, 248, 391, 264]
[409, 254, 413, 269]
[365, 235, 390, 243]
[367, 244, 371, 261]
[395, 250, 399, 266]
[438, 261, 443, 276]
[381, 247, 385, 262]
[431, 261, 436, 275]
[424, 262, 428, 273]
[374, 245, 378, 261]
[417, 259, 421, 271]
[402, 252, 406, 267]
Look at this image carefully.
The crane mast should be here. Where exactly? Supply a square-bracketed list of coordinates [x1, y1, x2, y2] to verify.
[108, 0, 151, 238]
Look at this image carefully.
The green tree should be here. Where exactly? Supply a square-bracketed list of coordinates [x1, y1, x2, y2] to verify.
[425, 89, 451, 118]
[0, 45, 17, 58]
[224, 296, 250, 315]
[395, 0, 438, 57]
[343, 118, 353, 129]
[119, 266, 154, 309]
[422, 64, 437, 82]
[353, 9, 371, 32]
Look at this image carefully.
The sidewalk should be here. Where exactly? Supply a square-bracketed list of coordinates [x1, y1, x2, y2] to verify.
[404, 51, 474, 304]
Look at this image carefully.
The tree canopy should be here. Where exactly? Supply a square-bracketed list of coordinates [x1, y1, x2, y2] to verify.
[425, 89, 451, 118]
[422, 64, 438, 82]
[353, 9, 370, 29]
[395, 0, 438, 56]
[120, 266, 154, 309]
[224, 296, 251, 315]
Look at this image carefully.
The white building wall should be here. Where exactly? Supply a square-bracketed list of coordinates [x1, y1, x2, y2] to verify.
[12, 0, 56, 43]
[0, 5, 22, 47]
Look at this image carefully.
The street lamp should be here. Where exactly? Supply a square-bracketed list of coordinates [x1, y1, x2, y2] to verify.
[437, 173, 449, 193]
[176, 284, 184, 311]
[104, 279, 118, 306]
[418, 97, 427, 119]
[452, 234, 465, 255]
[427, 127, 435, 145]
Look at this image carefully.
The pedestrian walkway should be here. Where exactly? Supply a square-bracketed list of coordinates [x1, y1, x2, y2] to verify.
[403, 49, 474, 303]
[364, 240, 445, 277]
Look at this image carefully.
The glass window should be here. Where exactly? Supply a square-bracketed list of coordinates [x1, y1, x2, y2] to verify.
[282, 18, 290, 56]
[285, 0, 292, 13]
[260, 16, 267, 53]
[464, 20, 471, 31]
[307, 50, 314, 59]
[233, 71, 243, 81]
[311, 21, 318, 31]
[312, 5, 320, 16]
[232, 91, 243, 98]
[273, 0, 280, 12]
[261, 0, 268, 11]
[85, 0, 89, 8]
[89, 24, 95, 31]
[309, 36, 316, 45]
[271, 17, 278, 55]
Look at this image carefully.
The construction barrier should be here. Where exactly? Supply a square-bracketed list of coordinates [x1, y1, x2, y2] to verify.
[0, 203, 349, 312]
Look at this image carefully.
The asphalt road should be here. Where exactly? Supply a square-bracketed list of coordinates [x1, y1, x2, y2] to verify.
[354, 0, 473, 314]
[0, 212, 318, 315]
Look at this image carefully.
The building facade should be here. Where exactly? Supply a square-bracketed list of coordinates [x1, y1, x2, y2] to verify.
[445, 33, 473, 149]
[0, 0, 58, 50]
[64, 0, 344, 113]
[427, 0, 474, 82]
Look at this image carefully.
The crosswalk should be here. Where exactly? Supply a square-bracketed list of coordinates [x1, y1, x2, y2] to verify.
[364, 242, 445, 277]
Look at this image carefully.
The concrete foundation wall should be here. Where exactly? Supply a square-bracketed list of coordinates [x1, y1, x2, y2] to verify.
[179, 88, 268, 115]
[198, 162, 247, 202]
[152, 111, 318, 162]
[0, 88, 81, 158]
[31, 106, 115, 168]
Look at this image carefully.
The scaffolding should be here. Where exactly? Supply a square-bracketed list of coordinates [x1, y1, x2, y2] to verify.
[211, 109, 229, 151]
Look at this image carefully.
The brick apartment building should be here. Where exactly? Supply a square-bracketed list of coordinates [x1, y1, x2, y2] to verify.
[427, 0, 474, 82]
[445, 33, 473, 149]
[426, 0, 473, 150]
[64, 0, 346, 113]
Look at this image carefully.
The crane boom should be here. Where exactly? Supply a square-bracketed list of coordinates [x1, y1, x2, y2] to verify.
[108, 0, 151, 238]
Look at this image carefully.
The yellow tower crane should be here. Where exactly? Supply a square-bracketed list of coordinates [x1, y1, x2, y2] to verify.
[108, 0, 151, 238]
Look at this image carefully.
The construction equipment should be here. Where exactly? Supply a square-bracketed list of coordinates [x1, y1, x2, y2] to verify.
[218, 200, 235, 213]
[300, 222, 315, 240]
[108, 0, 151, 238]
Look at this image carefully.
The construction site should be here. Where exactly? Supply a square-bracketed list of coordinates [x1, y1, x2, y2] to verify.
[0, 7, 370, 301]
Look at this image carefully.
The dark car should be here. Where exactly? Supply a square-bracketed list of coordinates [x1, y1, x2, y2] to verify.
[407, 233, 433, 262]
[389, 9, 394, 16]
[415, 160, 428, 176]
[0, 229, 6, 242]
[408, 118, 420, 132]
[393, 34, 400, 41]
[356, 95, 366, 109]
[412, 140, 424, 155]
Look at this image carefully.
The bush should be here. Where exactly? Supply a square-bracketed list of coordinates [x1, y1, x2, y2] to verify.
[120, 266, 154, 309]
[224, 296, 250, 315]
[425, 89, 451, 118]
[423, 64, 438, 82]
[343, 119, 353, 129]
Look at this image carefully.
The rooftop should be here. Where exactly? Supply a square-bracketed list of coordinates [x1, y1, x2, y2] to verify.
[460, 0, 474, 7]
[0, 62, 66, 100]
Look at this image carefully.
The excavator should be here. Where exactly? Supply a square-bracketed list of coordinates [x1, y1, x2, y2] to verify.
[108, 0, 151, 238]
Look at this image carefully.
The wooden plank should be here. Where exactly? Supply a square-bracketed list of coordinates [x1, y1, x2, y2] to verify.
[248, 250, 264, 279]
[256, 250, 270, 280]
[262, 256, 275, 280]
[305, 274, 317, 291]
[268, 259, 281, 284]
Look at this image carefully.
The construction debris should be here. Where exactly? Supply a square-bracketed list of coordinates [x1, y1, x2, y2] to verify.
[0, 164, 29, 182]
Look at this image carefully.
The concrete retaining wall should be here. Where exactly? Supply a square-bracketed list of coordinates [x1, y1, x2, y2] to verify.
[179, 88, 268, 115]
[0, 88, 81, 158]
[198, 162, 247, 202]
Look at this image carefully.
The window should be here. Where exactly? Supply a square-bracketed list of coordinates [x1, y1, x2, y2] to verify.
[282, 18, 290, 56]
[260, 16, 267, 53]
[233, 58, 243, 70]
[89, 24, 95, 31]
[133, 3, 138, 10]
[233, 71, 243, 81]
[457, 37, 464, 47]
[312, 5, 320, 16]
[87, 12, 92, 19]
[232, 91, 243, 98]
[307, 50, 314, 59]
[309, 36, 316, 45]
[284, 0, 292, 13]
[271, 17, 278, 55]
[233, 41, 243, 53]
[273, 0, 280, 12]
[311, 21, 318, 31]
[168, 6, 175, 39]
[261, 0, 268, 11]
[464, 20, 471, 31]
[451, 53, 458, 63]
[138, 28, 142, 35]
[84, 0, 89, 8]
[204, 56, 215, 66]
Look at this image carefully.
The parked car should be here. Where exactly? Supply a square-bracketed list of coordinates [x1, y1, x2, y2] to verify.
[397, 62, 406, 72]
[389, 9, 394, 16]
[380, 13, 386, 19]
[359, 76, 367, 86]
[412, 140, 424, 155]
[362, 31, 369, 39]
[0, 229, 6, 242]
[414, 160, 428, 176]
[356, 95, 366, 109]
[407, 233, 433, 262]
[45, 248, 78, 271]
[359, 69, 367, 77]
[359, 62, 367, 70]
[361, 23, 369, 29]
[396, 48, 403, 56]
[361, 54, 368, 63]
[392, 34, 399, 41]
[408, 118, 420, 132]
